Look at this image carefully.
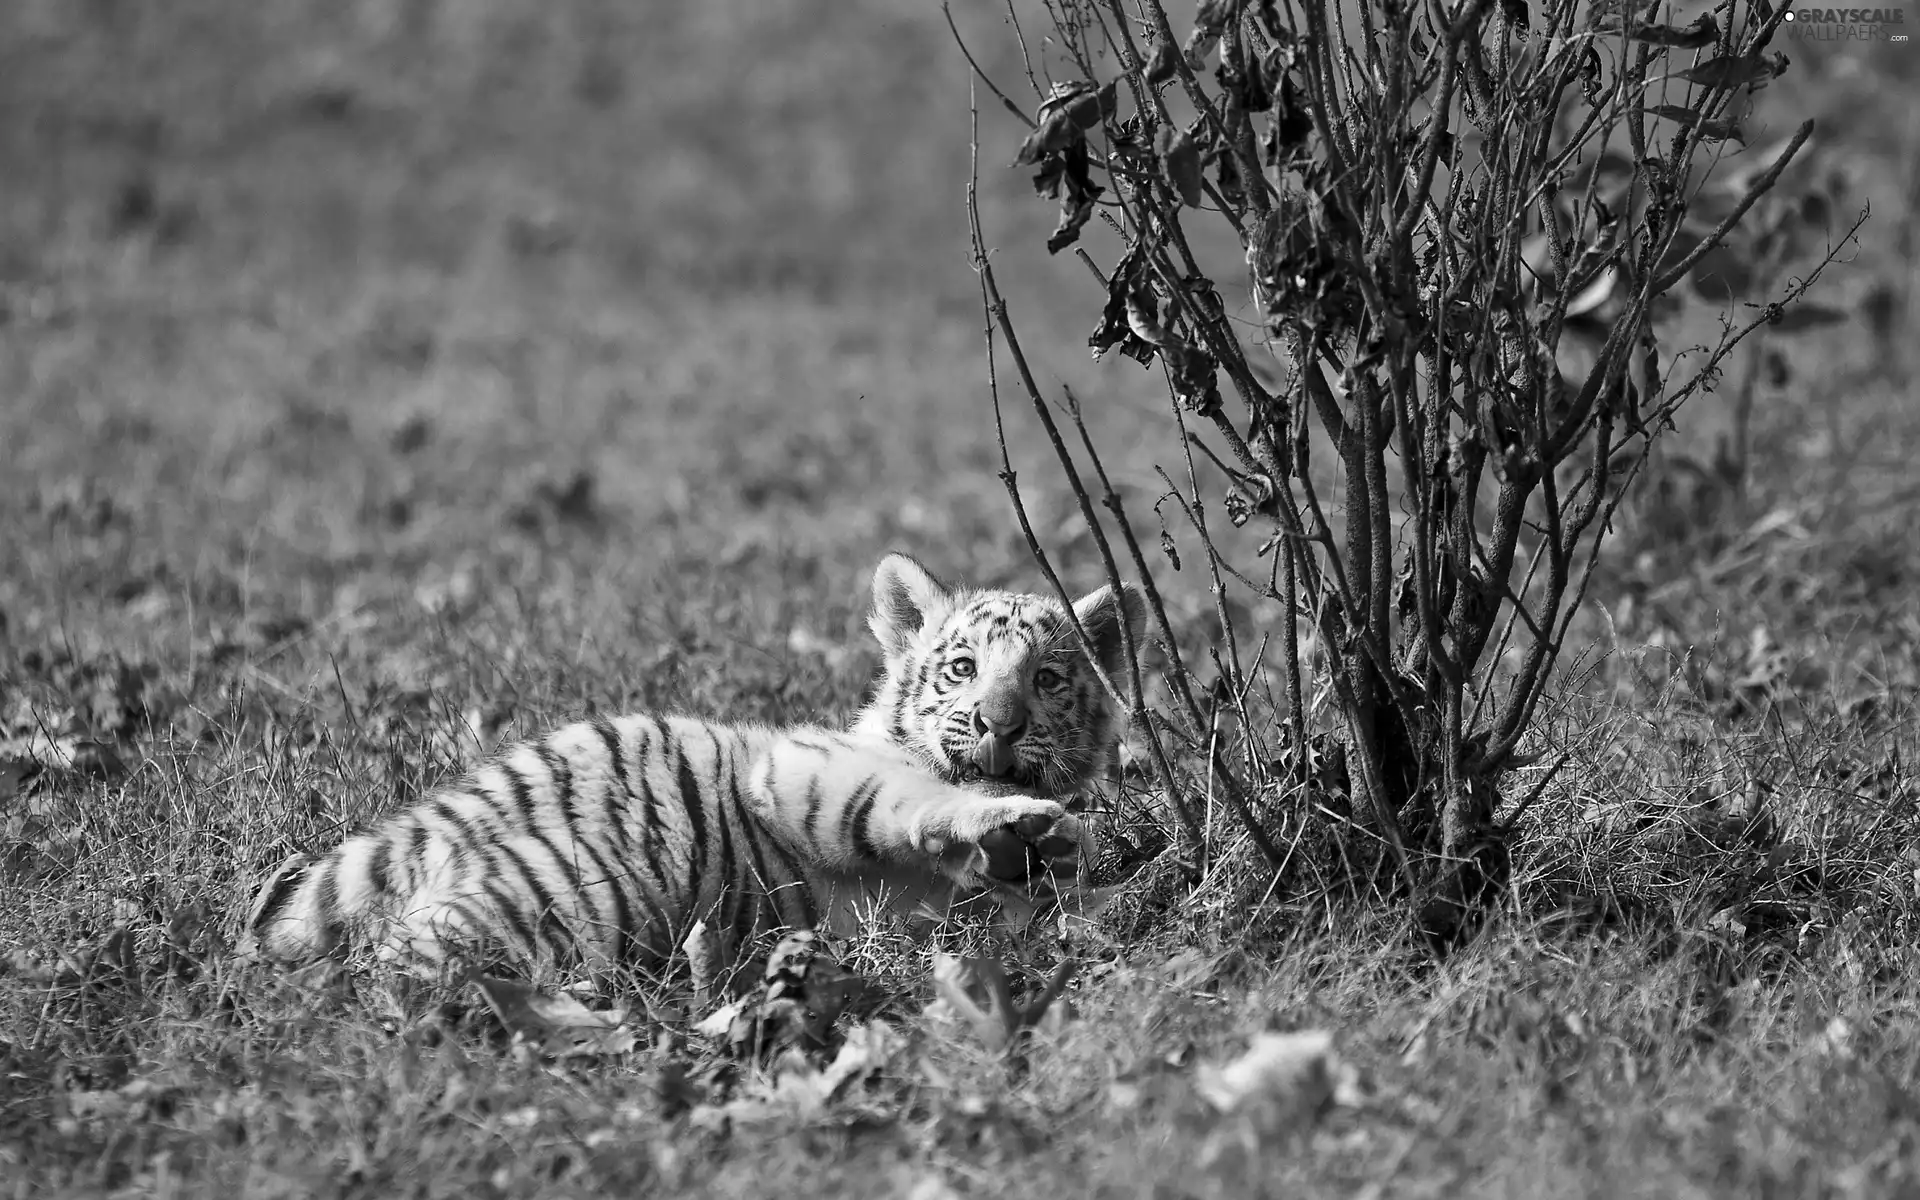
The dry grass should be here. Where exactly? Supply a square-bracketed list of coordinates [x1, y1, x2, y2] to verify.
[2, 2, 1917, 1196]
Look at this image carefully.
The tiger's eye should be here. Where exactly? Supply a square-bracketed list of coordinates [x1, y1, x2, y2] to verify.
[1034, 667, 1062, 689]
[949, 657, 976, 679]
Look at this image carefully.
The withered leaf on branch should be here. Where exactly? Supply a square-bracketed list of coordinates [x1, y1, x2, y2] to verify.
[1126, 284, 1171, 347]
[1047, 193, 1101, 254]
[1501, 0, 1531, 37]
[1172, 345, 1225, 418]
[1677, 54, 1784, 87]
[1014, 80, 1119, 167]
[1578, 45, 1604, 103]
[1089, 242, 1160, 365]
[1160, 528, 1183, 571]
[1017, 82, 1114, 255]
[1217, 51, 1272, 113]
[1632, 14, 1720, 47]
[1032, 139, 1105, 254]
[1059, 79, 1119, 130]
[1264, 73, 1314, 164]
[1014, 116, 1080, 169]
[1144, 39, 1179, 86]
[1216, 138, 1245, 208]
[1155, 126, 1205, 208]
[1649, 104, 1744, 143]
[1184, 0, 1235, 70]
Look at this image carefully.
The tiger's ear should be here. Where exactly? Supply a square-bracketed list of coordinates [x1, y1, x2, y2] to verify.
[1072, 582, 1148, 683]
[869, 552, 954, 656]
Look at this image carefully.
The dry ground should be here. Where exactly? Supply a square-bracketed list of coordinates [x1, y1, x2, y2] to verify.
[2, 3, 1918, 1196]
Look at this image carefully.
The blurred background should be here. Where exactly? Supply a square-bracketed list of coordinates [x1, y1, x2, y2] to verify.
[0, 0, 1914, 742]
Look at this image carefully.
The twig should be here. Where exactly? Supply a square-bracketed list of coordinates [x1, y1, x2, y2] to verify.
[1654, 120, 1814, 294]
[967, 81, 1203, 855]
[945, 4, 1036, 131]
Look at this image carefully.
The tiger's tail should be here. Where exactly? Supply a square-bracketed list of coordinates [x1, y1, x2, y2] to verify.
[245, 831, 426, 964]
[245, 852, 334, 960]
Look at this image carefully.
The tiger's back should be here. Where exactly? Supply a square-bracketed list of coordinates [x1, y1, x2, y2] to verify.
[252, 716, 818, 973]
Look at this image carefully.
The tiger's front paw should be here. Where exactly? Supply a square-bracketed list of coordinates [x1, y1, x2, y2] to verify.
[912, 795, 1064, 857]
[915, 796, 1092, 892]
[976, 811, 1093, 887]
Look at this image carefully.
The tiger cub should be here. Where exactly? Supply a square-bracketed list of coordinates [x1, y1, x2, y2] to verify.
[246, 552, 1146, 977]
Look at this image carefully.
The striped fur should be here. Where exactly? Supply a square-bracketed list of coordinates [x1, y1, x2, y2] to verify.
[246, 552, 1145, 977]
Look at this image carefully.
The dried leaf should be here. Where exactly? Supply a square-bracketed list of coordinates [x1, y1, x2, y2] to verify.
[1046, 193, 1100, 254]
[696, 1021, 899, 1127]
[1577, 45, 1604, 103]
[928, 953, 1014, 1048]
[1030, 135, 1105, 254]
[1056, 79, 1119, 131]
[1678, 54, 1780, 87]
[471, 975, 636, 1059]
[1633, 14, 1720, 47]
[700, 932, 889, 1057]
[1171, 345, 1224, 417]
[1154, 126, 1205, 208]
[1016, 81, 1117, 170]
[694, 997, 751, 1042]
[1649, 104, 1744, 143]
[1264, 72, 1314, 162]
[1089, 242, 1159, 365]
[1144, 39, 1178, 86]
[1013, 112, 1083, 168]
[1216, 140, 1245, 208]
[1126, 286, 1170, 346]
[927, 954, 1074, 1052]
[1193, 1029, 1357, 1126]
[1183, 0, 1234, 69]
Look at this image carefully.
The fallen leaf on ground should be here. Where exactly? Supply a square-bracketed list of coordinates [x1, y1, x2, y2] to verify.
[695, 1021, 900, 1127]
[1193, 1029, 1357, 1125]
[697, 931, 889, 1057]
[926, 953, 1074, 1051]
[471, 974, 636, 1058]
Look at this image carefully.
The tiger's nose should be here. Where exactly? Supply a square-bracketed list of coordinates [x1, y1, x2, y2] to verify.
[973, 706, 1027, 742]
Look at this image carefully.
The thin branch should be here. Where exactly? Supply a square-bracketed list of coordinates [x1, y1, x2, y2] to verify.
[966, 81, 1204, 857]
[1653, 120, 1815, 294]
[946, 4, 1036, 131]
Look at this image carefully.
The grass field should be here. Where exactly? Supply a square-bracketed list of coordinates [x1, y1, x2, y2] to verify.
[2, 2, 1918, 1195]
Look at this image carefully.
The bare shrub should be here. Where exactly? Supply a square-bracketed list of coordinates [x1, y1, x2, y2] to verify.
[954, 0, 1860, 948]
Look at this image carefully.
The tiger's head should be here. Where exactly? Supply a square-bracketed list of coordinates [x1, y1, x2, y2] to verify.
[853, 551, 1147, 798]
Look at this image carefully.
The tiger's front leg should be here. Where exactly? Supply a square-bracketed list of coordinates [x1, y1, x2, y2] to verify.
[749, 733, 1095, 893]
